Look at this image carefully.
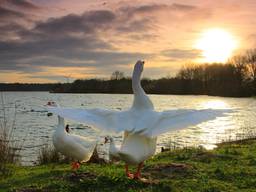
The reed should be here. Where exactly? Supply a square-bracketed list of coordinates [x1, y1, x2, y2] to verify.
[0, 93, 22, 176]
[37, 144, 63, 165]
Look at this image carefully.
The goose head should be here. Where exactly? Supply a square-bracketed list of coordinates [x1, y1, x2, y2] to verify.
[133, 60, 144, 77]
[46, 101, 58, 107]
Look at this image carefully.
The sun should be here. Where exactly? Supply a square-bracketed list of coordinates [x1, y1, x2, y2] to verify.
[196, 28, 237, 63]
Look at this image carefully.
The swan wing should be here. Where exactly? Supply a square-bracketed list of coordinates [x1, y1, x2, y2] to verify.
[143, 109, 231, 137]
[69, 134, 97, 149]
[47, 106, 132, 133]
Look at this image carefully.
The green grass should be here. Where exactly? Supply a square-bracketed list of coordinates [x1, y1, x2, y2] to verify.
[1, 139, 256, 192]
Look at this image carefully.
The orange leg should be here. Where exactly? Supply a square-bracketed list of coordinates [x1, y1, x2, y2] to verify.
[125, 164, 134, 179]
[71, 161, 81, 170]
[134, 162, 144, 179]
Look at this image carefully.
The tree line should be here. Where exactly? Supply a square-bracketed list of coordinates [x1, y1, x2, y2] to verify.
[0, 83, 60, 92]
[1, 49, 256, 97]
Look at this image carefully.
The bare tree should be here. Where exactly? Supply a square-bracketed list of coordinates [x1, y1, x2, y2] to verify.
[246, 49, 256, 82]
[111, 71, 124, 80]
[177, 64, 193, 80]
[228, 55, 247, 83]
[177, 63, 202, 80]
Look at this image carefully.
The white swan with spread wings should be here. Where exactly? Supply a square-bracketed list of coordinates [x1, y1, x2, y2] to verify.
[47, 60, 231, 179]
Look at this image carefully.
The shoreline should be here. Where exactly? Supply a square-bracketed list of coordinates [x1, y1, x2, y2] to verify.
[1, 138, 256, 191]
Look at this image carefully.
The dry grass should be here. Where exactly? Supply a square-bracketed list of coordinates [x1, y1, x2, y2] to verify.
[37, 144, 76, 165]
[0, 93, 23, 176]
[37, 144, 106, 165]
[38, 144, 63, 165]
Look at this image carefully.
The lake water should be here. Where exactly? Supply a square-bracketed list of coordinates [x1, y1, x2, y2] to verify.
[1, 92, 255, 166]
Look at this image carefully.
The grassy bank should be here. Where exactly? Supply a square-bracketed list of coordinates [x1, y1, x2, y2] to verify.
[1, 139, 256, 192]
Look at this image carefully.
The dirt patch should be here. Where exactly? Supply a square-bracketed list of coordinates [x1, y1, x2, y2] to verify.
[193, 152, 234, 163]
[143, 163, 194, 179]
[64, 172, 98, 182]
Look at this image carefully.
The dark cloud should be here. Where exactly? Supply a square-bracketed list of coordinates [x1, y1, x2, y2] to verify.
[1, 4, 198, 80]
[0, 35, 111, 68]
[162, 49, 202, 60]
[0, 0, 41, 38]
[116, 18, 153, 32]
[2, 0, 39, 10]
[171, 3, 196, 11]
[114, 3, 198, 35]
[0, 23, 26, 39]
[34, 10, 115, 36]
[120, 4, 168, 15]
[119, 3, 196, 16]
[0, 6, 24, 19]
[0, 0, 40, 21]
[83, 10, 116, 23]
[0, 47, 148, 72]
[0, 8, 150, 73]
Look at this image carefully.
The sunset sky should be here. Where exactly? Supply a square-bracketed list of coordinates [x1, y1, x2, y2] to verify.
[0, 0, 256, 83]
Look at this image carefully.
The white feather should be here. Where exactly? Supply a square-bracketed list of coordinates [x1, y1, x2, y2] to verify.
[52, 116, 97, 162]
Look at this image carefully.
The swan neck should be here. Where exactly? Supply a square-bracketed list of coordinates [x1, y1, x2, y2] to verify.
[57, 116, 65, 133]
[132, 69, 143, 94]
[132, 67, 154, 110]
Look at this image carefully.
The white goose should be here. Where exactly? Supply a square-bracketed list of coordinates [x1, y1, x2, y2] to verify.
[49, 102, 97, 170]
[47, 60, 231, 178]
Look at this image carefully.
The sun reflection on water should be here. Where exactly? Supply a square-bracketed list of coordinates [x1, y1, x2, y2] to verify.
[201, 100, 228, 109]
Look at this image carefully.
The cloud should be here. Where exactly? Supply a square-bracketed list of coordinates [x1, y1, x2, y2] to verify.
[28, 75, 72, 82]
[0, 0, 41, 37]
[119, 3, 196, 16]
[0, 6, 24, 19]
[171, 3, 196, 11]
[0, 0, 40, 21]
[2, 0, 39, 10]
[0, 2, 213, 82]
[33, 10, 115, 36]
[162, 49, 202, 60]
[0, 8, 150, 73]
[0, 23, 26, 40]
[113, 3, 206, 40]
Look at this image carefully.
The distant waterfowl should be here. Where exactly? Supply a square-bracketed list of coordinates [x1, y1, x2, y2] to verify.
[65, 124, 70, 133]
[161, 147, 171, 153]
[48, 102, 97, 170]
[47, 112, 53, 117]
[47, 60, 231, 179]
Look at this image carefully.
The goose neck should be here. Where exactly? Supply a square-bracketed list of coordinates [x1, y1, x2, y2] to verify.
[132, 70, 144, 95]
[56, 116, 65, 134]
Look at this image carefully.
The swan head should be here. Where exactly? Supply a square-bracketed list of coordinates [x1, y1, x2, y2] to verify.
[46, 101, 59, 107]
[133, 60, 144, 75]
[104, 136, 113, 144]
